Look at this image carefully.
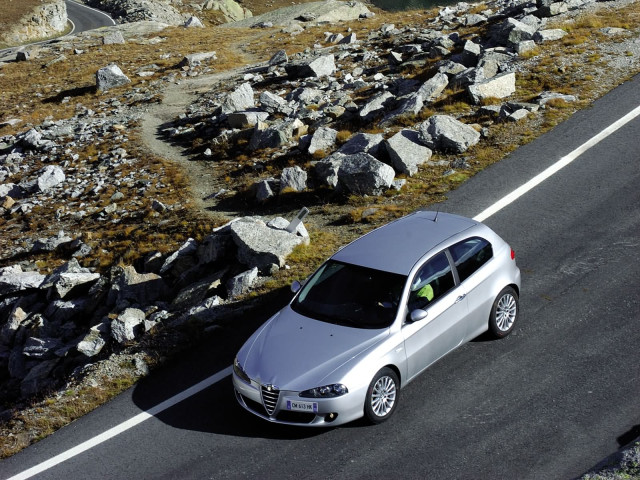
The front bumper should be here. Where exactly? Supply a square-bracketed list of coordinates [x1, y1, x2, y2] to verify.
[232, 371, 364, 427]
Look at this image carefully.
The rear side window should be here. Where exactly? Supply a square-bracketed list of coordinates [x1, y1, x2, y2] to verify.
[408, 252, 455, 310]
[449, 237, 493, 282]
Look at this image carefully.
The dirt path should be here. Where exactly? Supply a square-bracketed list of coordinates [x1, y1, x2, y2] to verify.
[139, 65, 258, 219]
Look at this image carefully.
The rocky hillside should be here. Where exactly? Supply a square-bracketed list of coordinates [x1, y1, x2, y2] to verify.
[1, 0, 640, 461]
[0, 0, 68, 46]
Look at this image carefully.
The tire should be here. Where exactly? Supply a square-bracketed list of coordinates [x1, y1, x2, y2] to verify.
[364, 367, 399, 424]
[489, 286, 519, 338]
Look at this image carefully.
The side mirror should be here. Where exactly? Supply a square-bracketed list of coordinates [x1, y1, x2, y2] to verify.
[409, 309, 428, 322]
[291, 280, 302, 293]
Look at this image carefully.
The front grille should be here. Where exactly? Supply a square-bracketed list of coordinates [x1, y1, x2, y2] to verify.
[261, 385, 280, 415]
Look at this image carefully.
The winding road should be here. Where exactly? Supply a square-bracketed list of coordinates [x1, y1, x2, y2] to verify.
[65, 0, 115, 34]
[0, 72, 639, 480]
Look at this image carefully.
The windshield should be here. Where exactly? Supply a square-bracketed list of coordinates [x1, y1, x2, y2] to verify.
[292, 260, 406, 329]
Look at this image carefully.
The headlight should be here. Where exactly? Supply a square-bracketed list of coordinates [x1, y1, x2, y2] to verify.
[233, 357, 250, 384]
[300, 384, 348, 398]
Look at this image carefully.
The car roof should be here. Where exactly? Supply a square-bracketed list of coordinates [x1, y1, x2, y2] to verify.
[331, 211, 479, 275]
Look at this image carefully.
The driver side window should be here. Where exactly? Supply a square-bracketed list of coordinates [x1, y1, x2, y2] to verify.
[408, 252, 455, 311]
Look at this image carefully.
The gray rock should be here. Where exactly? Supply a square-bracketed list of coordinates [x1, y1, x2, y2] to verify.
[198, 232, 234, 265]
[44, 298, 88, 324]
[20, 358, 58, 397]
[259, 91, 288, 113]
[380, 94, 424, 126]
[285, 54, 336, 79]
[36, 165, 65, 192]
[337, 153, 395, 196]
[221, 82, 255, 114]
[96, 64, 131, 92]
[467, 72, 516, 105]
[184, 16, 204, 28]
[31, 231, 73, 253]
[111, 308, 145, 344]
[534, 29, 567, 43]
[249, 118, 307, 151]
[313, 154, 344, 188]
[308, 126, 338, 155]
[280, 166, 308, 192]
[172, 271, 225, 308]
[179, 51, 217, 67]
[359, 92, 395, 120]
[23, 337, 63, 359]
[103, 31, 125, 44]
[227, 267, 259, 298]
[41, 259, 100, 299]
[417, 72, 450, 102]
[0, 305, 29, 345]
[385, 130, 433, 176]
[77, 323, 108, 357]
[230, 217, 305, 269]
[418, 115, 480, 153]
[535, 91, 577, 105]
[338, 133, 385, 157]
[255, 179, 276, 202]
[227, 111, 269, 128]
[109, 265, 170, 306]
[160, 238, 198, 276]
[0, 265, 45, 296]
[269, 49, 288, 65]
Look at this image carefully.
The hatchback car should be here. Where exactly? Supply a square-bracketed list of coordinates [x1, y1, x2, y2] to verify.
[233, 211, 521, 426]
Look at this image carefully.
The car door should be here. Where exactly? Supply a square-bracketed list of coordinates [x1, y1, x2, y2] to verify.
[402, 251, 468, 381]
[449, 237, 495, 340]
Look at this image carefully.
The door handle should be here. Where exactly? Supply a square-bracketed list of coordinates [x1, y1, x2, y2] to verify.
[455, 294, 467, 303]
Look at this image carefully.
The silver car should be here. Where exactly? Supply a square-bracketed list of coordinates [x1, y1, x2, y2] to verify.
[233, 211, 521, 426]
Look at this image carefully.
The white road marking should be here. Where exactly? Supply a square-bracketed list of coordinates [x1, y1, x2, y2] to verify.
[6, 367, 232, 480]
[7, 104, 640, 480]
[473, 104, 640, 222]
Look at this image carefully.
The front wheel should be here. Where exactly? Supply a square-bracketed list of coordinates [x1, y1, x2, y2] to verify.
[364, 367, 399, 424]
[489, 286, 519, 338]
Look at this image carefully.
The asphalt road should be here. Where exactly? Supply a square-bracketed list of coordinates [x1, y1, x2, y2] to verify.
[1, 74, 639, 479]
[65, 0, 115, 34]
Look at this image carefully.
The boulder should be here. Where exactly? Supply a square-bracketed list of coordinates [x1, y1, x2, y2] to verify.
[41, 259, 100, 299]
[308, 127, 338, 155]
[380, 94, 424, 126]
[338, 133, 384, 157]
[337, 153, 395, 196]
[385, 130, 433, 176]
[280, 166, 308, 192]
[111, 308, 145, 344]
[22, 337, 63, 359]
[221, 82, 255, 114]
[227, 111, 269, 129]
[418, 115, 480, 153]
[285, 54, 336, 79]
[359, 92, 395, 120]
[96, 64, 131, 92]
[184, 16, 204, 28]
[179, 51, 217, 68]
[226, 267, 259, 298]
[172, 271, 225, 308]
[534, 29, 567, 43]
[268, 49, 288, 65]
[249, 118, 307, 151]
[77, 322, 109, 357]
[198, 231, 235, 265]
[230, 217, 306, 270]
[37, 165, 65, 192]
[417, 72, 450, 102]
[20, 358, 58, 397]
[160, 238, 198, 276]
[108, 266, 170, 306]
[0, 265, 45, 296]
[202, 0, 252, 22]
[259, 91, 289, 113]
[467, 72, 516, 105]
[313, 154, 344, 188]
[103, 31, 125, 44]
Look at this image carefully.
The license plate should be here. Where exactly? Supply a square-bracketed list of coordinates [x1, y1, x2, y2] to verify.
[286, 400, 318, 413]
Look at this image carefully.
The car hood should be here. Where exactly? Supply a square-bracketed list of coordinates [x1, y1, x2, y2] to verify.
[240, 306, 388, 391]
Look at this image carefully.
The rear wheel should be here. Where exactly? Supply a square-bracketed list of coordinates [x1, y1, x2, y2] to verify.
[489, 286, 519, 338]
[364, 367, 399, 424]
